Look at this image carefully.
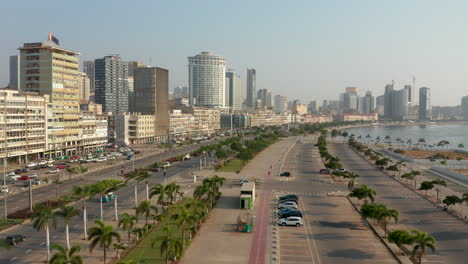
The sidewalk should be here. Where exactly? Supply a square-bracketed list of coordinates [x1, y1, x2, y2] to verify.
[181, 137, 296, 264]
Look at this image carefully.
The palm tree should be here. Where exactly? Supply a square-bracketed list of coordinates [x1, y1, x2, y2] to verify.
[112, 243, 126, 260]
[88, 220, 121, 264]
[418, 138, 426, 149]
[124, 171, 140, 209]
[65, 166, 78, 180]
[388, 229, 414, 254]
[55, 206, 80, 250]
[72, 185, 92, 240]
[171, 203, 196, 249]
[343, 172, 359, 191]
[78, 165, 88, 174]
[431, 178, 447, 202]
[151, 225, 183, 264]
[377, 207, 399, 238]
[406, 139, 413, 148]
[349, 184, 376, 204]
[31, 206, 57, 262]
[419, 181, 434, 196]
[443, 195, 462, 211]
[136, 200, 156, 225]
[136, 171, 152, 200]
[49, 244, 83, 264]
[150, 183, 170, 212]
[118, 213, 139, 246]
[105, 180, 126, 221]
[411, 230, 436, 264]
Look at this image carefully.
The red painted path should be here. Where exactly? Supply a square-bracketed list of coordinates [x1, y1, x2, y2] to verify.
[248, 191, 271, 264]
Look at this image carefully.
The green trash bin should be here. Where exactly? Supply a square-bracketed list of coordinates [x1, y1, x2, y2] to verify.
[245, 224, 251, 233]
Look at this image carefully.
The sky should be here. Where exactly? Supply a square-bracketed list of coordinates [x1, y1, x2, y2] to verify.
[1, 0, 468, 106]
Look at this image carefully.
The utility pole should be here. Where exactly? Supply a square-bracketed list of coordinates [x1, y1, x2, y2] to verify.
[29, 181, 33, 212]
[3, 157, 7, 219]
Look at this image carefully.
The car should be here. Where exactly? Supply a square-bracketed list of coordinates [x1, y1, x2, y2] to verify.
[126, 155, 133, 160]
[14, 169, 22, 174]
[47, 164, 55, 168]
[183, 154, 191, 160]
[17, 176, 29, 181]
[279, 210, 303, 219]
[161, 161, 171, 168]
[33, 178, 41, 185]
[280, 172, 291, 177]
[277, 201, 298, 210]
[38, 160, 47, 165]
[6, 172, 16, 178]
[278, 216, 303, 226]
[279, 194, 299, 202]
[48, 168, 60, 174]
[279, 197, 299, 205]
[337, 168, 347, 173]
[27, 162, 37, 168]
[6, 235, 25, 245]
[240, 179, 250, 185]
[10, 175, 21, 181]
[1, 186, 8, 193]
[22, 168, 30, 173]
[319, 169, 330, 174]
[57, 165, 67, 169]
[277, 208, 296, 216]
[102, 192, 116, 202]
[29, 173, 38, 178]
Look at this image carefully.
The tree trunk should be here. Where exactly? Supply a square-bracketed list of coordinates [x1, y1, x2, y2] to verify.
[83, 200, 88, 240]
[166, 249, 169, 264]
[146, 181, 149, 200]
[134, 183, 138, 209]
[114, 195, 118, 221]
[104, 247, 107, 264]
[182, 228, 185, 249]
[100, 194, 104, 221]
[66, 223, 70, 250]
[46, 224, 50, 262]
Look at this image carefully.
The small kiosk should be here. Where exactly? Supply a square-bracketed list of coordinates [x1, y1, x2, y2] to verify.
[240, 182, 255, 209]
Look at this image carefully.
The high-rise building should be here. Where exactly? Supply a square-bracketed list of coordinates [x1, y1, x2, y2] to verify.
[246, 68, 256, 108]
[461, 96, 468, 120]
[19, 39, 81, 155]
[188, 51, 226, 107]
[360, 91, 374, 114]
[384, 83, 394, 118]
[257, 89, 272, 108]
[392, 87, 410, 120]
[419, 87, 430, 120]
[95, 56, 129, 113]
[308, 100, 320, 114]
[376, 95, 385, 116]
[134, 67, 169, 137]
[78, 72, 90, 101]
[128, 76, 135, 112]
[173, 86, 189, 99]
[9, 55, 19, 89]
[274, 95, 288, 113]
[404, 84, 413, 104]
[225, 70, 242, 111]
[266, 92, 272, 108]
[127, 61, 145, 77]
[83, 61, 95, 101]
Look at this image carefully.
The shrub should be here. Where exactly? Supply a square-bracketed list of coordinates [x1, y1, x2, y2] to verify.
[394, 149, 405, 154]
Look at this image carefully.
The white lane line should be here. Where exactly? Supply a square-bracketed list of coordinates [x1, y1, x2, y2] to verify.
[73, 224, 79, 227]
[299, 198, 321, 264]
[39, 242, 45, 246]
[47, 194, 54, 198]
[9, 257, 16, 262]
[52, 235, 57, 239]
[25, 249, 32, 254]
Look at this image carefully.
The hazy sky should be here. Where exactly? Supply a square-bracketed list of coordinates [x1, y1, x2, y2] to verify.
[1, 0, 468, 106]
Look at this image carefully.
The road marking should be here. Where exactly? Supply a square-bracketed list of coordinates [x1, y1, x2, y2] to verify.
[39, 242, 45, 246]
[9, 257, 16, 262]
[299, 198, 321, 264]
[74, 224, 79, 227]
[25, 249, 32, 254]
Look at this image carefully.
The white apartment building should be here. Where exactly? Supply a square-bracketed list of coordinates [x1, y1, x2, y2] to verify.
[188, 52, 226, 108]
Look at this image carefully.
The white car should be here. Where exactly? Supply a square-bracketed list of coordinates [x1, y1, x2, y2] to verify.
[10, 175, 21, 180]
[29, 173, 38, 178]
[48, 168, 60, 174]
[162, 162, 171, 168]
[27, 162, 38, 168]
[6, 172, 16, 178]
[277, 201, 298, 210]
[38, 160, 47, 165]
[1, 186, 8, 194]
[278, 216, 303, 226]
[337, 168, 347, 173]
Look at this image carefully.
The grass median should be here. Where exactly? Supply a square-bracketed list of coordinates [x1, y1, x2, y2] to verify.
[216, 158, 242, 172]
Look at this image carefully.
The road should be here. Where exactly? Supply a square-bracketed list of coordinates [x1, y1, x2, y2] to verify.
[0, 154, 206, 263]
[0, 140, 218, 216]
[264, 136, 397, 264]
[329, 142, 468, 263]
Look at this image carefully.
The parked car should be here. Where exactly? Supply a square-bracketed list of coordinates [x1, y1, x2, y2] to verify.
[1, 186, 8, 193]
[33, 178, 41, 185]
[277, 208, 296, 216]
[17, 176, 29, 181]
[183, 154, 191, 160]
[278, 216, 303, 226]
[279, 197, 299, 205]
[279, 194, 299, 202]
[319, 169, 330, 174]
[126, 155, 133, 160]
[280, 172, 291, 177]
[14, 169, 22, 174]
[48, 168, 60, 174]
[277, 201, 298, 210]
[22, 168, 30, 173]
[38, 160, 48, 165]
[278, 210, 303, 219]
[10, 175, 21, 181]
[6, 172, 16, 178]
[337, 168, 347, 173]
[57, 165, 67, 169]
[240, 179, 250, 185]
[6, 235, 25, 245]
[27, 162, 37, 168]
[161, 161, 171, 168]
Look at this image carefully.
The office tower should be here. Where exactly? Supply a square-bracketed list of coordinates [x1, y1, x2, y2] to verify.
[134, 67, 169, 137]
[9, 55, 19, 89]
[419, 87, 430, 120]
[274, 95, 287, 113]
[174, 86, 189, 99]
[127, 61, 145, 77]
[257, 89, 269, 108]
[360, 91, 374, 114]
[225, 70, 242, 111]
[188, 51, 226, 107]
[266, 92, 272, 108]
[461, 96, 468, 120]
[78, 72, 90, 101]
[344, 93, 358, 112]
[95, 56, 129, 113]
[19, 38, 81, 154]
[246, 68, 256, 108]
[308, 100, 320, 114]
[376, 95, 385, 116]
[392, 87, 410, 120]
[128, 76, 134, 112]
[83, 61, 95, 101]
[345, 87, 359, 95]
[405, 84, 413, 104]
[384, 83, 394, 118]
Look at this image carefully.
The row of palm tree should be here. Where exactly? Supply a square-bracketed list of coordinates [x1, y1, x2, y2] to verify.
[388, 229, 436, 264]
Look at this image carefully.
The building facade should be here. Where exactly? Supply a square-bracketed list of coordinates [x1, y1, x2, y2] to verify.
[225, 70, 242, 111]
[78, 72, 90, 101]
[246, 68, 256, 108]
[188, 52, 226, 108]
[419, 87, 431, 120]
[83, 61, 95, 101]
[95, 56, 129, 113]
[462, 96, 468, 120]
[133, 67, 170, 137]
[0, 89, 48, 162]
[9, 55, 19, 89]
[274, 95, 288, 114]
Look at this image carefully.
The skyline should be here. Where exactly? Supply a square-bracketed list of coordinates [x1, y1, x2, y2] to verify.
[2, 0, 468, 105]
